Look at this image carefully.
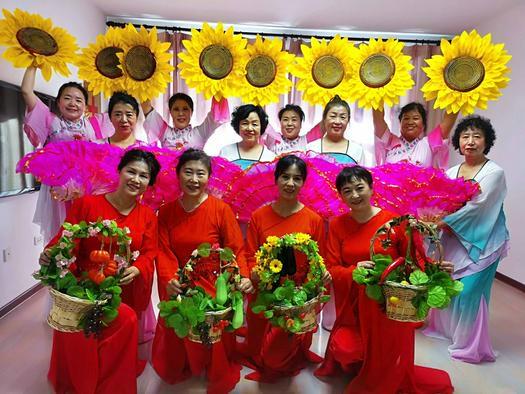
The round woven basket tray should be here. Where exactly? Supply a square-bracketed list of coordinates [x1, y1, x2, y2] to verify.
[47, 287, 96, 332]
[187, 307, 233, 344]
[382, 280, 427, 323]
[273, 294, 321, 334]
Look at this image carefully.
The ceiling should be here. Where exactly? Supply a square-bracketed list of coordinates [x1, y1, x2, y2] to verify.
[91, 0, 520, 36]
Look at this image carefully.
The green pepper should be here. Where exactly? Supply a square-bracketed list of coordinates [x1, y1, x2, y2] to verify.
[231, 292, 244, 329]
[215, 273, 228, 306]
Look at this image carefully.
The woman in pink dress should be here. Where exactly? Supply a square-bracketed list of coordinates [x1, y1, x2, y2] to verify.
[373, 102, 458, 168]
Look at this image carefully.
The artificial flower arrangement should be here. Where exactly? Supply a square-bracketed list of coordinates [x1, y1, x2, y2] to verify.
[250, 233, 329, 334]
[158, 243, 244, 346]
[352, 215, 463, 322]
[34, 219, 138, 337]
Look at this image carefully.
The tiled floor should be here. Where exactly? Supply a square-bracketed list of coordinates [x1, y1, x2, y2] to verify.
[1, 279, 524, 393]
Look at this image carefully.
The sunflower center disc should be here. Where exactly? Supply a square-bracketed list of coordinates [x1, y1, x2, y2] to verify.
[124, 45, 156, 81]
[312, 55, 344, 89]
[444, 56, 485, 92]
[95, 46, 123, 79]
[246, 55, 277, 88]
[199, 44, 234, 80]
[16, 27, 58, 56]
[360, 53, 396, 88]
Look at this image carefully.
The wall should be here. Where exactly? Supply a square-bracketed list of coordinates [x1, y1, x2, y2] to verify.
[474, 4, 525, 284]
[0, 0, 106, 308]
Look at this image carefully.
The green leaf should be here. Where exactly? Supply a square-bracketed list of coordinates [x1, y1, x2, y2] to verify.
[197, 243, 211, 257]
[66, 285, 86, 299]
[320, 295, 331, 303]
[251, 305, 267, 314]
[416, 300, 430, 319]
[292, 290, 307, 306]
[427, 286, 447, 308]
[219, 248, 234, 262]
[100, 276, 116, 289]
[102, 307, 118, 322]
[352, 266, 369, 284]
[108, 286, 122, 295]
[263, 310, 274, 319]
[85, 288, 96, 301]
[110, 294, 121, 308]
[365, 284, 384, 302]
[409, 270, 429, 285]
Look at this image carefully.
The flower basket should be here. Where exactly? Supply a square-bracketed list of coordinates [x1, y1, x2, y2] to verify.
[251, 233, 329, 334]
[34, 219, 135, 336]
[353, 215, 463, 323]
[159, 243, 244, 346]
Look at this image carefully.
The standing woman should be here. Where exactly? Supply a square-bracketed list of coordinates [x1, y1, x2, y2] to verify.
[21, 66, 114, 243]
[238, 154, 331, 382]
[152, 149, 254, 393]
[315, 166, 453, 393]
[307, 95, 367, 165]
[423, 115, 509, 363]
[373, 102, 458, 168]
[219, 104, 276, 170]
[43, 149, 160, 393]
[264, 104, 324, 154]
[107, 92, 144, 148]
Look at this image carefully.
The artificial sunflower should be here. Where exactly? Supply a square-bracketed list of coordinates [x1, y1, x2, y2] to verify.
[290, 35, 357, 106]
[269, 259, 283, 273]
[76, 27, 125, 98]
[178, 22, 248, 100]
[116, 24, 174, 102]
[347, 38, 414, 110]
[0, 8, 78, 81]
[239, 35, 294, 106]
[421, 30, 511, 115]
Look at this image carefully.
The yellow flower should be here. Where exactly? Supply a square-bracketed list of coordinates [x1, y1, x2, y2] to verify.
[269, 259, 283, 273]
[347, 38, 414, 109]
[290, 35, 357, 106]
[76, 26, 125, 98]
[254, 250, 263, 262]
[421, 30, 511, 115]
[178, 22, 248, 100]
[306, 272, 314, 281]
[116, 24, 174, 102]
[266, 236, 280, 247]
[239, 35, 295, 106]
[295, 233, 311, 244]
[0, 8, 78, 81]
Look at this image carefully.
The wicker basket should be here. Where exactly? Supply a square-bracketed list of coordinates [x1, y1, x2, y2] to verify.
[187, 307, 233, 344]
[382, 281, 427, 323]
[273, 295, 321, 334]
[47, 287, 96, 332]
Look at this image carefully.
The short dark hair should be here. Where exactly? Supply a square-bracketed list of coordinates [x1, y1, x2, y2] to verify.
[398, 102, 427, 131]
[176, 148, 212, 175]
[452, 115, 496, 155]
[168, 93, 194, 112]
[322, 95, 351, 120]
[108, 91, 139, 116]
[231, 104, 269, 135]
[56, 82, 88, 104]
[274, 154, 307, 182]
[278, 104, 305, 122]
[335, 166, 373, 193]
[118, 149, 161, 186]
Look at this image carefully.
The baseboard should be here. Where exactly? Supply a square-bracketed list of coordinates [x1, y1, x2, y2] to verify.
[496, 272, 525, 293]
[0, 283, 43, 319]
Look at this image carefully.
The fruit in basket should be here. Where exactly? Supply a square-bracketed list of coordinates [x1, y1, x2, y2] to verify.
[103, 260, 118, 276]
[389, 296, 400, 305]
[88, 269, 105, 285]
[400, 280, 410, 286]
[89, 249, 110, 263]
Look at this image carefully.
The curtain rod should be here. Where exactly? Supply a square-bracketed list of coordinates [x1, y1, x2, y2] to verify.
[106, 21, 442, 45]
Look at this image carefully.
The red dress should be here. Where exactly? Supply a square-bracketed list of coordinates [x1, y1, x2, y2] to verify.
[48, 194, 158, 394]
[152, 196, 248, 394]
[238, 204, 325, 382]
[315, 210, 454, 393]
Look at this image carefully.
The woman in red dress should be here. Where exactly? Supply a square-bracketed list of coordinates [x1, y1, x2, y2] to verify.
[238, 154, 331, 382]
[41, 148, 161, 394]
[315, 165, 454, 393]
[151, 148, 254, 394]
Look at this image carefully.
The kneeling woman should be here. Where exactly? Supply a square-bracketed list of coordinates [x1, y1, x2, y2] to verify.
[239, 154, 331, 382]
[42, 149, 160, 393]
[315, 166, 453, 393]
[152, 149, 254, 393]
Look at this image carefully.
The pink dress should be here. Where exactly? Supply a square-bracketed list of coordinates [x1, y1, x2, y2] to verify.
[375, 125, 449, 168]
[24, 96, 114, 243]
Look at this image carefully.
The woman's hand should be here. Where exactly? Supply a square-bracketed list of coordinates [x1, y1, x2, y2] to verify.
[166, 278, 183, 296]
[237, 277, 254, 294]
[322, 270, 332, 284]
[39, 249, 52, 266]
[357, 260, 375, 269]
[438, 260, 454, 274]
[119, 266, 140, 285]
